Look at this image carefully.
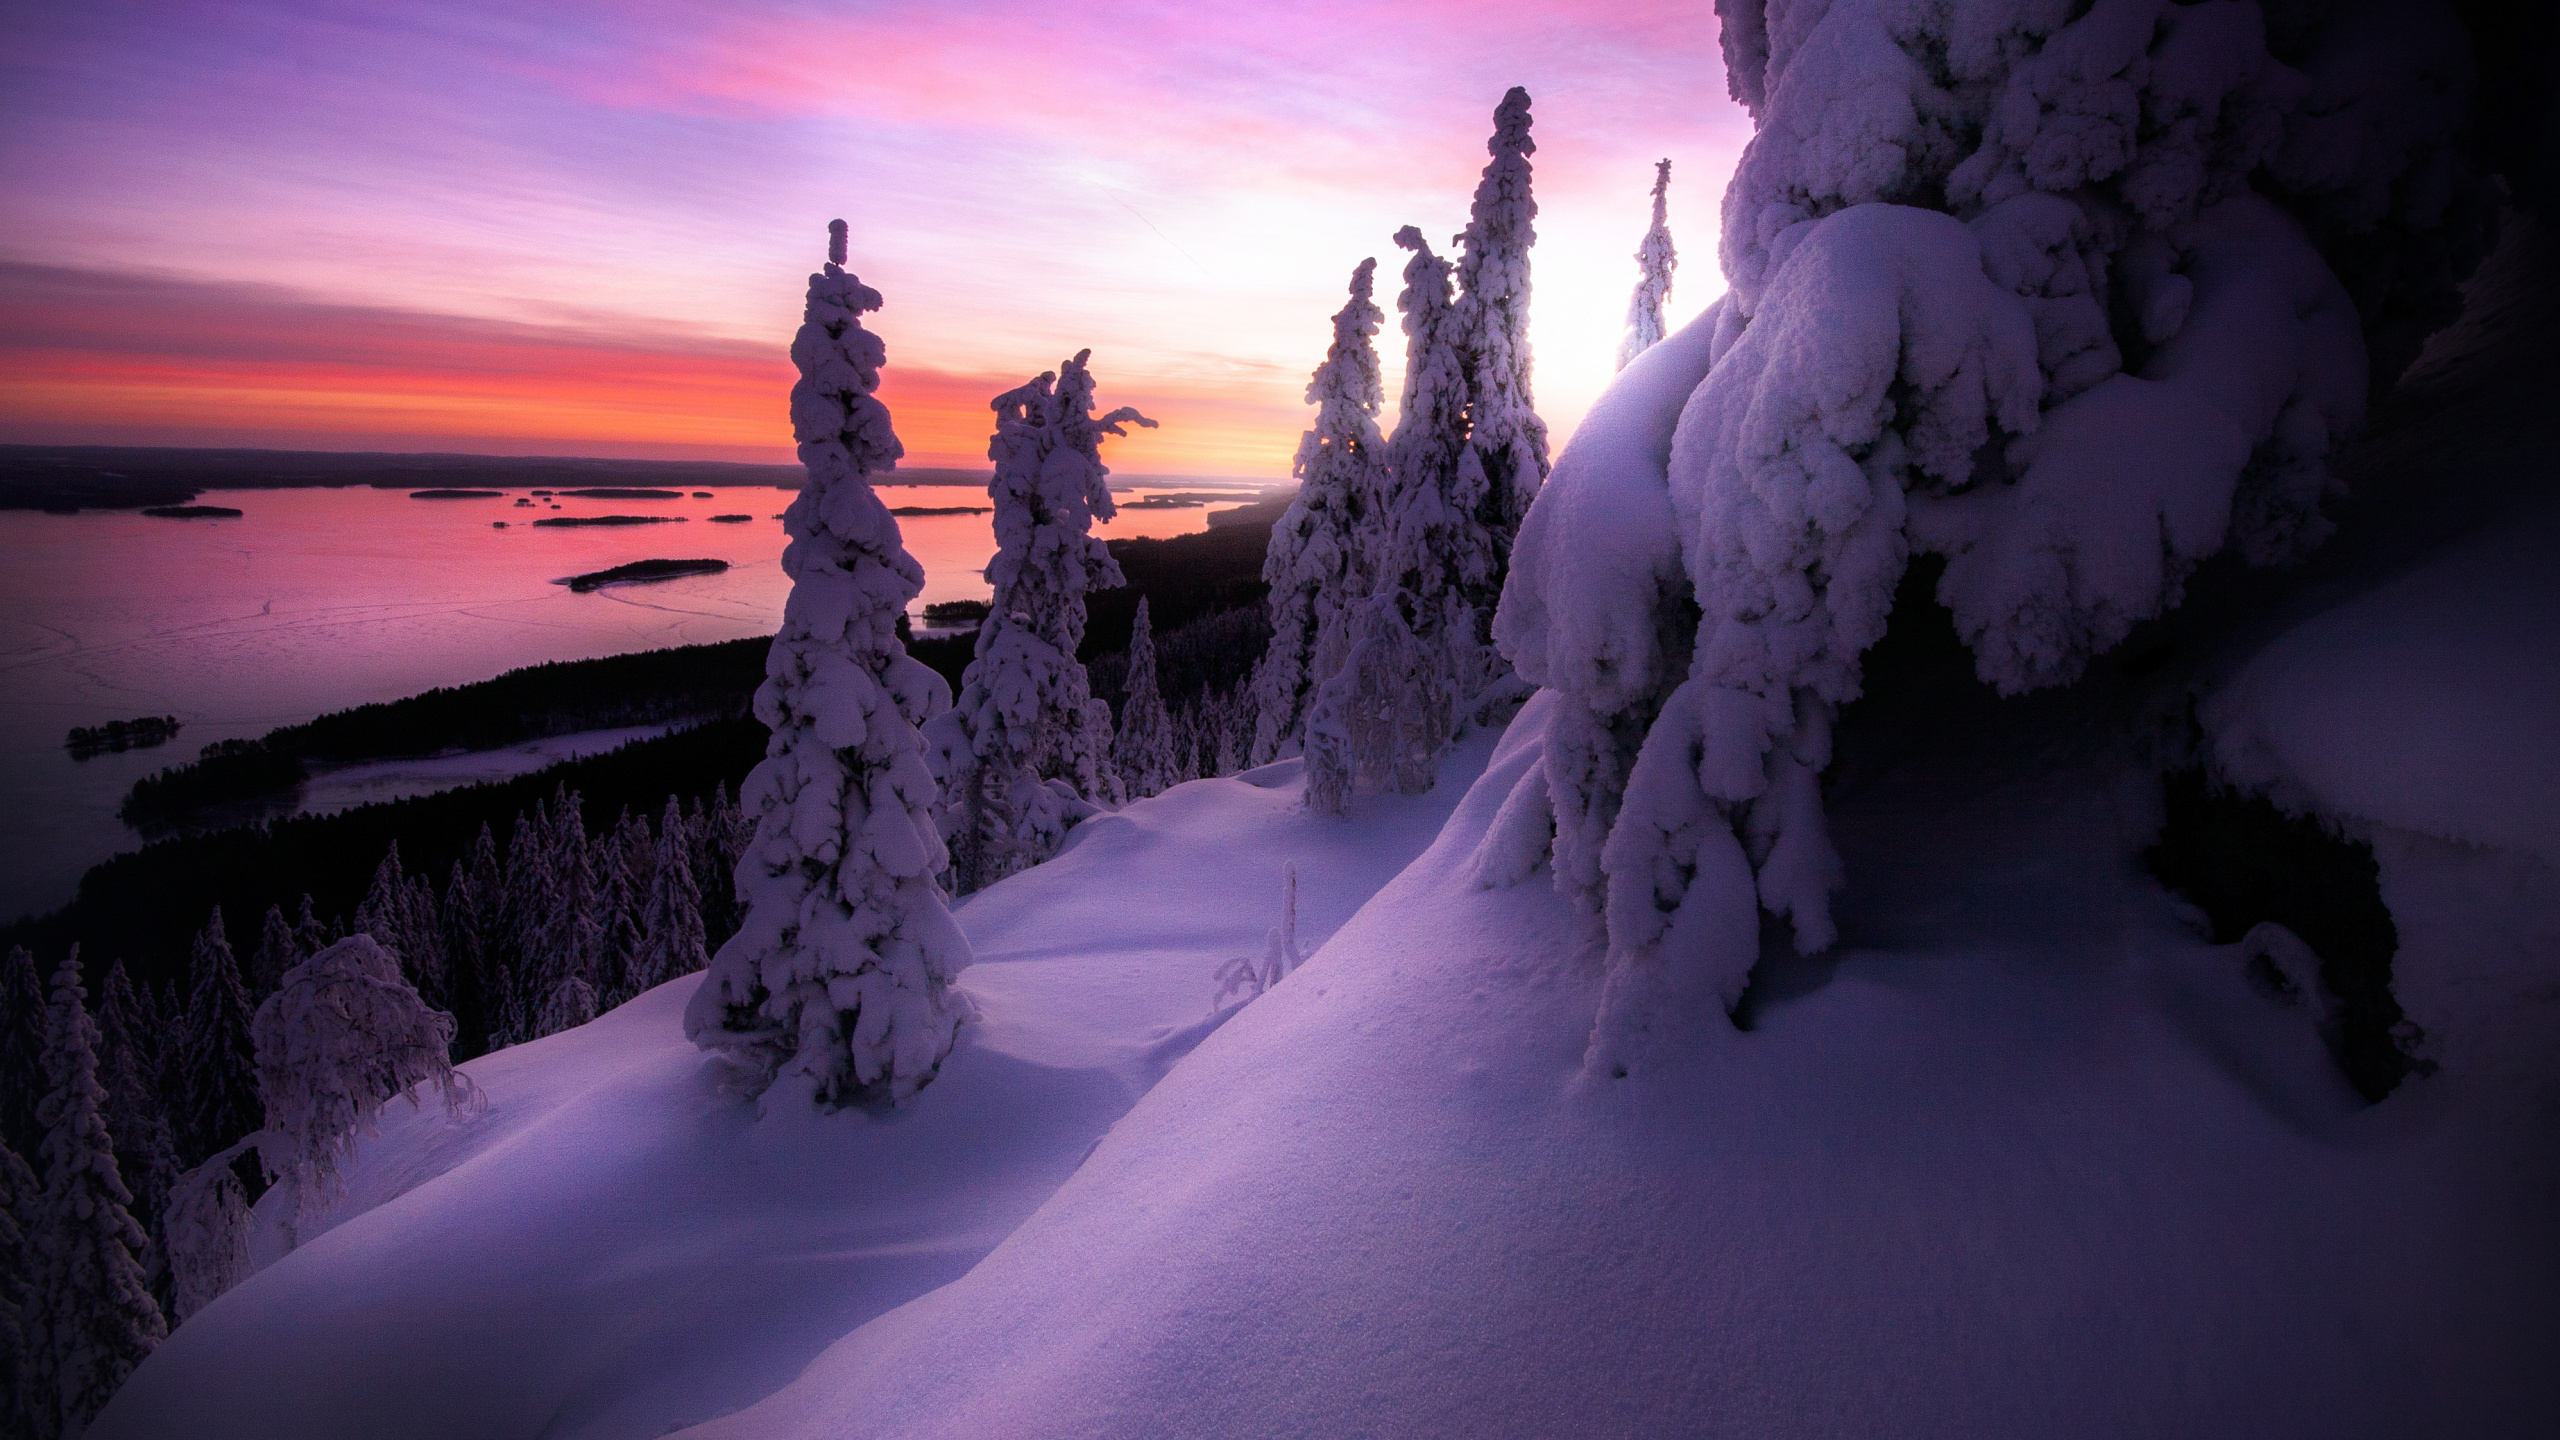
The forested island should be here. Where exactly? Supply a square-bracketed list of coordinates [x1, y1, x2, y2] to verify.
[561, 558, 730, 591]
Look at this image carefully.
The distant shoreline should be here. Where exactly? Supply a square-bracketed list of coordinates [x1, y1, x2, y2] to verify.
[0, 444, 1280, 512]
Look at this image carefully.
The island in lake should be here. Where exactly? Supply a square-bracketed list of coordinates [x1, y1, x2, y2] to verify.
[708, 513, 752, 523]
[140, 504, 242, 518]
[890, 505, 992, 517]
[560, 558, 731, 591]
[532, 514, 687, 527]
[557, 487, 683, 500]
[66, 715, 182, 756]
[410, 488, 505, 499]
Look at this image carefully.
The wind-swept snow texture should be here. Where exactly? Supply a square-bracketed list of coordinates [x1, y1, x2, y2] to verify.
[675, 685, 2559, 1440]
[1492, 0, 2501, 1071]
[89, 750, 1491, 1440]
[686, 225, 970, 1110]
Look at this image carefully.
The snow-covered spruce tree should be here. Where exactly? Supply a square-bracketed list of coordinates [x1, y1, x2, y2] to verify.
[33, 952, 165, 1435]
[1618, 158, 1676, 371]
[596, 807, 654, 1004]
[1114, 597, 1178, 799]
[176, 910, 258, 1167]
[533, 791, 601, 1033]
[290, 893, 334, 960]
[1487, 0, 2501, 1079]
[0, 945, 45, 1159]
[247, 904, 299, 1003]
[1, 1139, 38, 1438]
[693, 783, 752, 950]
[1302, 593, 1447, 816]
[252, 935, 473, 1230]
[355, 842, 447, 1009]
[926, 351, 1155, 894]
[95, 963, 177, 1273]
[1249, 258, 1388, 766]
[1448, 84, 1550, 625]
[628, 796, 708, 997]
[685, 221, 973, 1109]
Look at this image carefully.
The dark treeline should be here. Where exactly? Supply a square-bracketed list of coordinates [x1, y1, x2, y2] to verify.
[121, 639, 771, 823]
[11, 718, 767, 998]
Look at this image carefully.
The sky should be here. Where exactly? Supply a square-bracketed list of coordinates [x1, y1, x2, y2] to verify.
[0, 0, 1751, 478]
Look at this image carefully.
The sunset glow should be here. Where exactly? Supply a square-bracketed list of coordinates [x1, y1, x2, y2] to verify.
[0, 0, 1750, 473]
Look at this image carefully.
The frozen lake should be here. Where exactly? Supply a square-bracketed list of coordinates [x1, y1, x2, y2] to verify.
[0, 479, 1262, 923]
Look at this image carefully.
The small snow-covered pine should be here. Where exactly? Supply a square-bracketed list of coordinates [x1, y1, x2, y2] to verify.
[1249, 258, 1389, 766]
[1448, 85, 1550, 616]
[1114, 598, 1178, 799]
[1617, 158, 1675, 371]
[685, 222, 973, 1109]
[0, 1138, 37, 1438]
[629, 796, 708, 996]
[1302, 593, 1447, 816]
[927, 350, 1155, 893]
[94, 963, 177, 1268]
[0, 945, 46, 1159]
[176, 911, 259, 1168]
[252, 934, 474, 1237]
[247, 904, 299, 1002]
[32, 951, 165, 1436]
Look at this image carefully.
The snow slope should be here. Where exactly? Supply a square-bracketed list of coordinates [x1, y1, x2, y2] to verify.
[676, 689, 2556, 1440]
[91, 744, 1492, 1440]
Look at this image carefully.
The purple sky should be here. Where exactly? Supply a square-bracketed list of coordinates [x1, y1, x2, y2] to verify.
[0, 0, 1749, 471]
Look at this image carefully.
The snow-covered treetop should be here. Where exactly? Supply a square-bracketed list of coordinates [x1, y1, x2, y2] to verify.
[689, 225, 968, 1108]
[1301, 257, 1385, 452]
[1450, 85, 1549, 524]
[1490, 0, 2501, 1073]
[985, 351, 1155, 660]
[1618, 159, 1677, 371]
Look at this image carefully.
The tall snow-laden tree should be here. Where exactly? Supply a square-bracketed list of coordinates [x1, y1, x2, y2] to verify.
[0, 945, 45, 1160]
[629, 796, 708, 998]
[1617, 158, 1676, 370]
[685, 221, 973, 1109]
[1250, 258, 1389, 766]
[32, 952, 165, 1435]
[926, 350, 1155, 894]
[1449, 85, 1550, 617]
[1487, 0, 2503, 1079]
[176, 910, 258, 1168]
[1114, 597, 1178, 799]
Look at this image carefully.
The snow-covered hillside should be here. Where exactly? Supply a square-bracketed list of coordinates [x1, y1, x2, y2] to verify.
[89, 746, 1492, 1439]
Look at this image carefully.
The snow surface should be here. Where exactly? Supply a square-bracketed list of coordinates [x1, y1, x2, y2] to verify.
[91, 746, 1491, 1440]
[678, 689, 2558, 1439]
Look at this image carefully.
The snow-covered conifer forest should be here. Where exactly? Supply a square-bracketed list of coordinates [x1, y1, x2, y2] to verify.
[15, 2, 2557, 1435]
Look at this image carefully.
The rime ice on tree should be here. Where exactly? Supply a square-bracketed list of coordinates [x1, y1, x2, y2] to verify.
[685, 222, 972, 1109]
[927, 351, 1155, 894]
[1617, 159, 1676, 371]
[1487, 0, 2498, 1078]
[1251, 257, 1389, 768]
